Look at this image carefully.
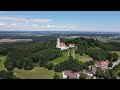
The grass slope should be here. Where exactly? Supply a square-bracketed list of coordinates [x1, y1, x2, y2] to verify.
[0, 56, 6, 71]
[13, 67, 62, 79]
[49, 52, 69, 65]
[75, 53, 93, 62]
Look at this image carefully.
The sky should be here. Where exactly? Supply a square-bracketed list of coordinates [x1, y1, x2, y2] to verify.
[0, 11, 120, 32]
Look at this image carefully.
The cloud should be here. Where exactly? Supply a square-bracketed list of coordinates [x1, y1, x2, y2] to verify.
[0, 16, 80, 31]
[0, 22, 7, 26]
[30, 19, 52, 23]
[0, 16, 51, 23]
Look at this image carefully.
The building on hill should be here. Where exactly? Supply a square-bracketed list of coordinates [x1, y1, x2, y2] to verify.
[62, 70, 80, 79]
[56, 38, 75, 50]
[95, 60, 109, 70]
[69, 44, 75, 48]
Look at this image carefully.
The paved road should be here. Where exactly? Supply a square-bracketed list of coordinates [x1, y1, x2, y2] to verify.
[109, 60, 120, 69]
[73, 49, 75, 59]
[112, 60, 120, 68]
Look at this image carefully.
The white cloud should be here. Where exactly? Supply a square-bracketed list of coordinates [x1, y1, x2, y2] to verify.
[30, 19, 52, 23]
[0, 22, 7, 26]
[0, 16, 80, 31]
[0, 16, 51, 23]
[10, 23, 17, 26]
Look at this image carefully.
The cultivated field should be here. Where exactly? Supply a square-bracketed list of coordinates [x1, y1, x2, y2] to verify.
[13, 67, 62, 79]
[0, 56, 6, 71]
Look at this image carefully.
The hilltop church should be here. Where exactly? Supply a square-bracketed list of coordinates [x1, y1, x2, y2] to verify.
[56, 38, 75, 50]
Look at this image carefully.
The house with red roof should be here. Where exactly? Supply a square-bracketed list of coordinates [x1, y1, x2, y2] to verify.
[95, 60, 109, 70]
[62, 70, 80, 79]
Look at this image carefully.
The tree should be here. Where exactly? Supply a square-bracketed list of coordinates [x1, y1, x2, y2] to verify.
[108, 62, 113, 67]
[95, 68, 103, 78]
[0, 70, 19, 79]
[53, 73, 60, 79]
[0, 59, 1, 62]
[6, 62, 14, 71]
[83, 63, 89, 70]
[69, 55, 73, 60]
[79, 73, 87, 79]
[112, 53, 119, 62]
[118, 72, 120, 78]
[0, 70, 6, 78]
[111, 71, 117, 79]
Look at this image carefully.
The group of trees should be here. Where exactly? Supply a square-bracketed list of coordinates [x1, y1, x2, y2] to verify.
[54, 55, 95, 72]
[65, 37, 119, 62]
[0, 70, 20, 79]
[85, 47, 119, 61]
[54, 59, 84, 72]
[32, 48, 62, 67]
[65, 37, 120, 52]
[95, 68, 119, 79]
[4, 42, 62, 71]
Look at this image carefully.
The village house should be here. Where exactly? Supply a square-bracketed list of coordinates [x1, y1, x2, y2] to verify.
[95, 60, 109, 70]
[62, 70, 80, 79]
[83, 70, 95, 77]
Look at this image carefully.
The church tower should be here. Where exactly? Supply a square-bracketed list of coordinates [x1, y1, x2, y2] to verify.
[56, 38, 60, 48]
[57, 38, 60, 47]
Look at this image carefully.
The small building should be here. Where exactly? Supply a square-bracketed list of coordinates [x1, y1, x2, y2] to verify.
[69, 44, 75, 48]
[62, 70, 80, 79]
[83, 70, 94, 77]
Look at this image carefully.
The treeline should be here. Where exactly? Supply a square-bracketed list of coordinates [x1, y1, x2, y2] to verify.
[65, 37, 119, 61]
[65, 37, 120, 51]
[85, 47, 119, 61]
[54, 56, 95, 72]
[0, 70, 20, 79]
[4, 42, 62, 70]
[32, 49, 63, 66]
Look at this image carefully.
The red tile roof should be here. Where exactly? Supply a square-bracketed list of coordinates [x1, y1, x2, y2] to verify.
[96, 60, 109, 66]
[63, 70, 80, 79]
[59, 42, 65, 47]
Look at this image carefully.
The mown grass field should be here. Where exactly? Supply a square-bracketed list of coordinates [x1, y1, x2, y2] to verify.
[75, 53, 93, 62]
[48, 52, 69, 65]
[13, 67, 62, 79]
[0, 56, 6, 71]
[87, 75, 92, 79]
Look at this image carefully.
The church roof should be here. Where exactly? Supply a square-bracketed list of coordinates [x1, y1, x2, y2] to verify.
[59, 42, 65, 46]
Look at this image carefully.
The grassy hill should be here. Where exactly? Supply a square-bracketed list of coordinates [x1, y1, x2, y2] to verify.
[13, 67, 62, 79]
[0, 56, 6, 71]
[48, 52, 69, 65]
